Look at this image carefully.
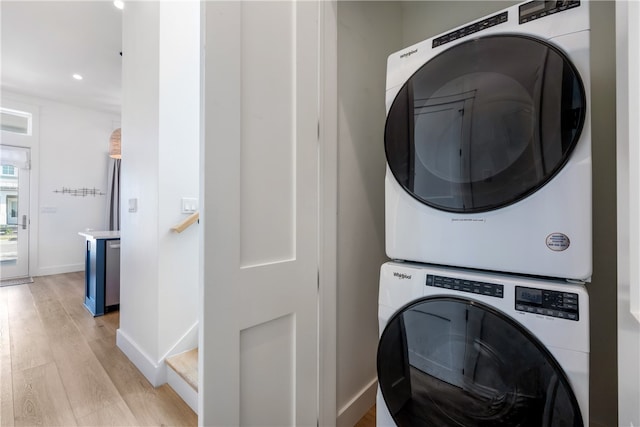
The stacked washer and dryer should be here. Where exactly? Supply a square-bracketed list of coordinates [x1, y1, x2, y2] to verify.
[377, 1, 591, 426]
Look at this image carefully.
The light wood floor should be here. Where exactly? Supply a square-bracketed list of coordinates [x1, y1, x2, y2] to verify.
[354, 405, 375, 427]
[0, 272, 197, 427]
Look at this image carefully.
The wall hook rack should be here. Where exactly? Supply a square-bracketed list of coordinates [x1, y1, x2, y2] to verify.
[54, 187, 105, 197]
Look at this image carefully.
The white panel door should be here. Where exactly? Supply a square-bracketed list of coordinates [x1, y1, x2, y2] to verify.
[200, 1, 320, 426]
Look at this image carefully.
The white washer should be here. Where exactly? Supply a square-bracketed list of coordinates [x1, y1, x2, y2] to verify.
[384, 0, 591, 281]
[376, 261, 589, 426]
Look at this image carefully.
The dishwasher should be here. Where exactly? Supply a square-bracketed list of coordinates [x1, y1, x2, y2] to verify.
[105, 239, 120, 310]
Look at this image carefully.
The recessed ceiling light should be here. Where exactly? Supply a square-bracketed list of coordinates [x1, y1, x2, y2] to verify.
[114, 0, 124, 10]
[73, 74, 83, 81]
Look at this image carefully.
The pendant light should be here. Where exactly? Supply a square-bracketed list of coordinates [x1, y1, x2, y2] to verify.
[109, 128, 121, 159]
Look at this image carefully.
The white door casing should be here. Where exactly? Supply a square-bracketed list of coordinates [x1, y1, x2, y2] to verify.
[200, 1, 320, 425]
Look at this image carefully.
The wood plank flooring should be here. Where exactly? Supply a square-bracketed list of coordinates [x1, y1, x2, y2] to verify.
[355, 405, 376, 427]
[0, 272, 197, 427]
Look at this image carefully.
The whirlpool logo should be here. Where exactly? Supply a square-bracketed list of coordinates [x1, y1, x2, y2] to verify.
[400, 49, 418, 58]
[393, 272, 412, 280]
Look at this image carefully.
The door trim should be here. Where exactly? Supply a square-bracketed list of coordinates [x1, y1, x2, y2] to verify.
[0, 96, 40, 278]
[319, 1, 338, 425]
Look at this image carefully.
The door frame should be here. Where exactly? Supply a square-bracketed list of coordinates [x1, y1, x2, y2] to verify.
[0, 96, 40, 278]
[319, 1, 338, 425]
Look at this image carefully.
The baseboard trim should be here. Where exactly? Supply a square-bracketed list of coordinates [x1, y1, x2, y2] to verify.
[34, 263, 84, 277]
[337, 378, 377, 427]
[116, 329, 165, 387]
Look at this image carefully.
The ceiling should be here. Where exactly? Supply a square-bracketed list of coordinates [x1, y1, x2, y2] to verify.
[1, 1, 122, 116]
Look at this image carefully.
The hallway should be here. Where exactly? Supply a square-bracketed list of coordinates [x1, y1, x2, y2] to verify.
[0, 272, 196, 426]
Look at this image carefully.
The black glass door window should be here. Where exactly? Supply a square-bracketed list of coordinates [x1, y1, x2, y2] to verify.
[385, 35, 586, 213]
[377, 297, 583, 426]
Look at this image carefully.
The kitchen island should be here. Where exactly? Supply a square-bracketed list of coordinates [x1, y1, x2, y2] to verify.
[78, 230, 120, 316]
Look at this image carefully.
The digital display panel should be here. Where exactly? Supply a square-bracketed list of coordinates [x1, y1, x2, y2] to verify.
[519, 0, 580, 24]
[515, 286, 580, 321]
[516, 287, 543, 305]
[520, 1, 546, 17]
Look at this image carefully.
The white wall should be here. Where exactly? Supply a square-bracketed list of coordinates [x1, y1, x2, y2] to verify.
[118, 1, 199, 386]
[119, 0, 161, 369]
[157, 0, 200, 359]
[1, 91, 118, 277]
[616, 1, 640, 425]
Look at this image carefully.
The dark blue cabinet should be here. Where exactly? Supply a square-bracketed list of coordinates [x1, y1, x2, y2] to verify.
[79, 231, 120, 316]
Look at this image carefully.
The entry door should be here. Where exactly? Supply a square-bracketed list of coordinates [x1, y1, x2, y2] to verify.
[200, 1, 319, 426]
[0, 145, 30, 279]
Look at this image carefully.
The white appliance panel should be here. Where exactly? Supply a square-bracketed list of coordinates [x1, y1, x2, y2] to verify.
[384, 0, 592, 281]
[376, 261, 590, 426]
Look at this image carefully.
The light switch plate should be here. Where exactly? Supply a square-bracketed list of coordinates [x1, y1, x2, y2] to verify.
[129, 198, 138, 213]
[181, 197, 198, 213]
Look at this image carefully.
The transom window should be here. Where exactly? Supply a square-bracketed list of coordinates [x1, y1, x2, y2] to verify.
[1, 108, 32, 135]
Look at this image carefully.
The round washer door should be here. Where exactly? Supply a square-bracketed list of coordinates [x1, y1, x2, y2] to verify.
[377, 297, 583, 427]
[385, 35, 586, 213]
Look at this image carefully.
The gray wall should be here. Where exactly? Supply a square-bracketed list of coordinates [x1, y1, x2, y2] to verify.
[336, 3, 401, 425]
[589, 2, 617, 426]
[336, 2, 618, 426]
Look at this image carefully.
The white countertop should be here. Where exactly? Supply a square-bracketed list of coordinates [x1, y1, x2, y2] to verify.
[78, 230, 121, 240]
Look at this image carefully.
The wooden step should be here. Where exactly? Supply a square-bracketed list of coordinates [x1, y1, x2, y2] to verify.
[166, 348, 198, 391]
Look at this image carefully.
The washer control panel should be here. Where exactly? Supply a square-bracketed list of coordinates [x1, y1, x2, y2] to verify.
[426, 275, 504, 298]
[515, 286, 579, 321]
[519, 0, 580, 24]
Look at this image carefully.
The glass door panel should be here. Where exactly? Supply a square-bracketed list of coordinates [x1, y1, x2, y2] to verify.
[0, 145, 30, 279]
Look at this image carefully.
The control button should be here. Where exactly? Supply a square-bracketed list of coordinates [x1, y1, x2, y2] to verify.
[567, 313, 578, 320]
[516, 304, 526, 311]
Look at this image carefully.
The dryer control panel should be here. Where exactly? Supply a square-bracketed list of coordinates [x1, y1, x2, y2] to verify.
[515, 286, 579, 321]
[519, 0, 581, 24]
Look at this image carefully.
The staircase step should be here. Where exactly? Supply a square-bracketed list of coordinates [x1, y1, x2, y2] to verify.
[166, 348, 198, 391]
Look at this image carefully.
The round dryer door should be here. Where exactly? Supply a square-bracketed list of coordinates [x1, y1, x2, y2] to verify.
[385, 35, 586, 213]
[377, 297, 583, 427]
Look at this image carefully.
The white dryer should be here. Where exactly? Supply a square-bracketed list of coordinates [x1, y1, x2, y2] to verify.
[377, 261, 589, 426]
[384, 0, 591, 281]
